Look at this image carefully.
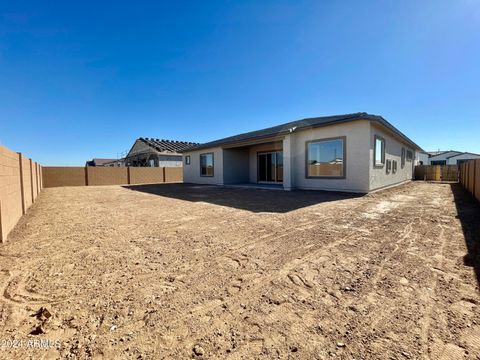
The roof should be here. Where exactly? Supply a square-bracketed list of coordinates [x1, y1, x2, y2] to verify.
[446, 151, 480, 159]
[428, 150, 462, 159]
[184, 112, 423, 152]
[85, 158, 117, 166]
[136, 138, 199, 154]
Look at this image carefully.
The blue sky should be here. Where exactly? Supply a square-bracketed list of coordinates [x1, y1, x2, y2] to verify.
[1, 0, 479, 165]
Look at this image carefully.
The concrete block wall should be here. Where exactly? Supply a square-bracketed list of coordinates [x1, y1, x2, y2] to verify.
[129, 167, 164, 184]
[87, 167, 128, 186]
[42, 167, 183, 188]
[0, 145, 43, 243]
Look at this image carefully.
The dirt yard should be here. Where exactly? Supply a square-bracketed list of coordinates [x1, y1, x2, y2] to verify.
[0, 182, 479, 359]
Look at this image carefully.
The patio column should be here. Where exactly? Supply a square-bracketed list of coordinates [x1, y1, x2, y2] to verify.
[283, 134, 294, 190]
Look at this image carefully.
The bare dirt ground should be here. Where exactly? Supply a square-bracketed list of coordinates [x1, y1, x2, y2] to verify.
[0, 182, 479, 359]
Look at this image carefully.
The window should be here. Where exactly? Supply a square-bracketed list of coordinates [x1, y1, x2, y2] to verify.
[406, 150, 413, 162]
[386, 159, 392, 174]
[401, 148, 406, 169]
[200, 153, 214, 177]
[392, 160, 397, 174]
[431, 160, 446, 166]
[374, 135, 385, 167]
[185, 155, 191, 165]
[306, 137, 345, 178]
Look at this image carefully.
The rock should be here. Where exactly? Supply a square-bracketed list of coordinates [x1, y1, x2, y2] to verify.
[110, 325, 117, 331]
[30, 324, 46, 335]
[193, 344, 204, 356]
[336, 342, 346, 348]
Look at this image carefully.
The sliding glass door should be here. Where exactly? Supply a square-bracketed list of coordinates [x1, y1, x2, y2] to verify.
[257, 151, 283, 183]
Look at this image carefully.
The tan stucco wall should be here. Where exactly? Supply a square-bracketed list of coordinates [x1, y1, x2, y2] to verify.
[182, 147, 224, 185]
[290, 120, 371, 192]
[369, 124, 414, 191]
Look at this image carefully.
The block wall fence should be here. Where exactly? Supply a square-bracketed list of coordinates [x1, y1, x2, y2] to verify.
[0, 145, 43, 243]
[459, 159, 480, 203]
[42, 166, 182, 188]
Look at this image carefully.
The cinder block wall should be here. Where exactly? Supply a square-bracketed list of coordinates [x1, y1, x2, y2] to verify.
[42, 167, 86, 187]
[129, 167, 164, 184]
[0, 146, 43, 243]
[165, 167, 182, 182]
[87, 167, 128, 186]
[42, 167, 183, 188]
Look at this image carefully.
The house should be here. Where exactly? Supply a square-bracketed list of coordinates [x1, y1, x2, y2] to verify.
[85, 158, 118, 167]
[427, 151, 480, 165]
[181, 112, 423, 193]
[124, 138, 199, 167]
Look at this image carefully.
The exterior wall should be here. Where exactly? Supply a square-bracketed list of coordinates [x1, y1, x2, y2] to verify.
[0, 146, 42, 242]
[290, 120, 371, 192]
[416, 152, 429, 165]
[248, 142, 283, 183]
[369, 124, 414, 191]
[182, 147, 224, 185]
[223, 148, 250, 184]
[43, 167, 87, 187]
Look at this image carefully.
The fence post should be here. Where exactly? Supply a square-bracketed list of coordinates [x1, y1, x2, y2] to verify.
[29, 159, 34, 203]
[163, 167, 166, 183]
[18, 153, 26, 215]
[0, 200, 3, 243]
[127, 167, 131, 184]
[84, 167, 89, 186]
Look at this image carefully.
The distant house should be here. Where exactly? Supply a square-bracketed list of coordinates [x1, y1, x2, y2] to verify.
[85, 158, 118, 167]
[124, 138, 199, 167]
[427, 151, 480, 165]
[181, 112, 423, 193]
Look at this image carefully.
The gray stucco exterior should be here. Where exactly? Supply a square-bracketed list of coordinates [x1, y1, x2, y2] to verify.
[182, 116, 421, 193]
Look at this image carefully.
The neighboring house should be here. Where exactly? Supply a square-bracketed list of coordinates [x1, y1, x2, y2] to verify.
[124, 138, 199, 167]
[416, 151, 429, 165]
[85, 158, 117, 167]
[427, 151, 480, 165]
[181, 112, 423, 193]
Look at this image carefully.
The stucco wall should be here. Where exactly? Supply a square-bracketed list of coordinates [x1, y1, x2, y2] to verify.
[248, 142, 283, 183]
[369, 124, 414, 191]
[183, 147, 224, 185]
[223, 148, 250, 184]
[290, 120, 371, 193]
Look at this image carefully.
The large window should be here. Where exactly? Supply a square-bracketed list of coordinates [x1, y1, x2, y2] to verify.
[374, 135, 385, 167]
[306, 137, 345, 178]
[200, 153, 214, 177]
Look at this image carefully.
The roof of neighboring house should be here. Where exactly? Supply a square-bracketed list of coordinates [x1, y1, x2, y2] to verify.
[138, 138, 199, 153]
[85, 158, 117, 166]
[428, 150, 462, 159]
[125, 138, 200, 159]
[446, 151, 480, 159]
[183, 112, 423, 152]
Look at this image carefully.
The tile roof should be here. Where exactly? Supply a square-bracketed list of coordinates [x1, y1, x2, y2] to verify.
[183, 112, 423, 152]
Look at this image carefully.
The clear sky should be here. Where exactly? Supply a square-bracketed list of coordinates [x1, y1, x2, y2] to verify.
[1, 0, 479, 165]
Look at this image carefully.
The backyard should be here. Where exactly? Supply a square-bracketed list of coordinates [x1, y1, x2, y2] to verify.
[0, 182, 479, 359]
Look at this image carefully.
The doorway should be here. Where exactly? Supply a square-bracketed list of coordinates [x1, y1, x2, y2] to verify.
[257, 151, 283, 183]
